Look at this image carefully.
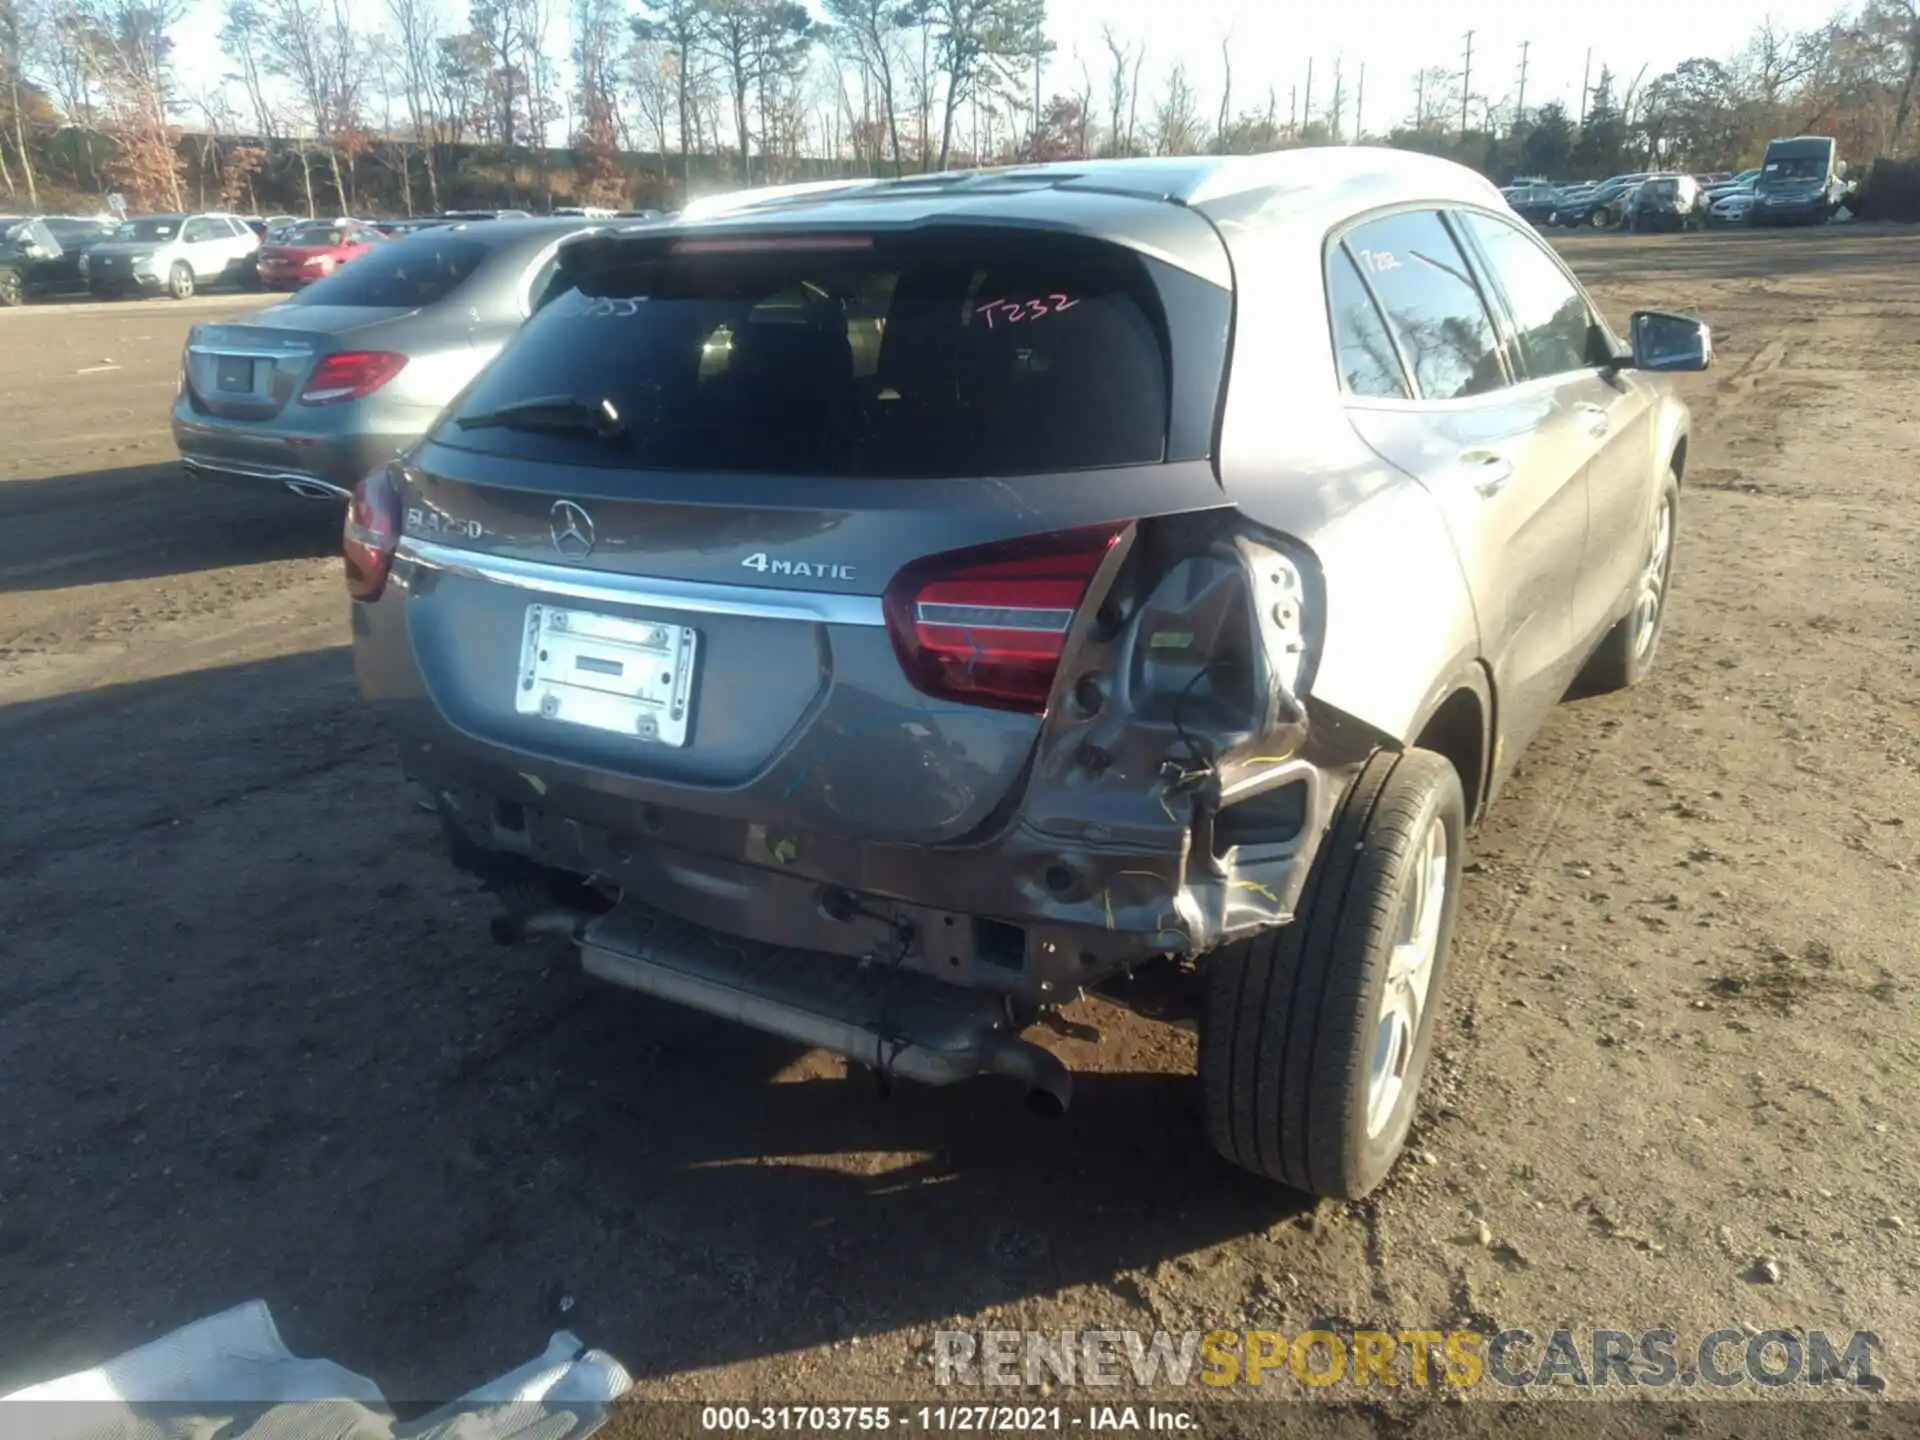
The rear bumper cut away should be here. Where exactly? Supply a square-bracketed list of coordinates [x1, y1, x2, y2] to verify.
[397, 688, 1369, 1010]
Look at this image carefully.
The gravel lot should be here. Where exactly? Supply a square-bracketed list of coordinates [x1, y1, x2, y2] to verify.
[1, 230, 1916, 1416]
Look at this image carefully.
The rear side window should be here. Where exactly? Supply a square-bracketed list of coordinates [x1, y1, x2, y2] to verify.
[1342, 210, 1504, 401]
[1456, 211, 1603, 380]
[439, 230, 1173, 477]
[1325, 247, 1410, 399]
[290, 235, 489, 307]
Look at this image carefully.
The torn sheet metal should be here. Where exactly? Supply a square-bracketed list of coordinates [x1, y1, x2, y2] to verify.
[3, 1299, 633, 1440]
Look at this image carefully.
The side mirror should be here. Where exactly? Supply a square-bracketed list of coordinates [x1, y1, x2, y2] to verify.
[1628, 310, 1712, 373]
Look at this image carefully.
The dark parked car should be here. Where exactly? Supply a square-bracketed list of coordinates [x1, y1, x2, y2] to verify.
[1500, 180, 1568, 226]
[1628, 174, 1707, 232]
[174, 218, 600, 501]
[39, 215, 118, 290]
[345, 152, 1710, 1198]
[1556, 173, 1652, 228]
[1751, 135, 1851, 225]
[0, 217, 67, 305]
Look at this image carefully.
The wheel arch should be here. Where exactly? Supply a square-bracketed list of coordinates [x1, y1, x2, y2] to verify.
[1409, 665, 1495, 827]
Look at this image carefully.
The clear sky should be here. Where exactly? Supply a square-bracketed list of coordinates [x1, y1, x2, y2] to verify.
[167, 0, 1848, 137]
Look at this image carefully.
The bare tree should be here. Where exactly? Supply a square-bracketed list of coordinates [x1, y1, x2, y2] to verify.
[218, 0, 276, 140]
[926, 0, 1043, 170]
[384, 0, 444, 210]
[1408, 64, 1459, 132]
[627, 33, 672, 163]
[703, 0, 812, 184]
[1150, 58, 1200, 155]
[570, 0, 626, 201]
[824, 0, 907, 174]
[2, 0, 42, 203]
[75, 0, 187, 209]
[1215, 30, 1231, 152]
[518, 0, 559, 200]
[633, 0, 709, 187]
[1098, 23, 1132, 156]
[1863, 0, 1920, 145]
[248, 0, 357, 211]
[1071, 49, 1092, 156]
[468, 0, 527, 169]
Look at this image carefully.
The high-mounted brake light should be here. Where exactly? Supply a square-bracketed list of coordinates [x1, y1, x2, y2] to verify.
[344, 464, 403, 602]
[300, 350, 407, 406]
[883, 523, 1128, 714]
[670, 235, 873, 255]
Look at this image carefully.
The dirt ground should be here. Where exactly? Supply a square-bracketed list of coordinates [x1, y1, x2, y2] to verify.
[1, 229, 1916, 1422]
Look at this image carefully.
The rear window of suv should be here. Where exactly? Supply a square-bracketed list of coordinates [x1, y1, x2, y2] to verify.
[435, 229, 1173, 477]
[288, 234, 488, 307]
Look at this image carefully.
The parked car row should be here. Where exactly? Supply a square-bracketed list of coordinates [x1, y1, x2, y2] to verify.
[167, 156, 1712, 1202]
[0, 205, 670, 305]
[1502, 137, 1857, 236]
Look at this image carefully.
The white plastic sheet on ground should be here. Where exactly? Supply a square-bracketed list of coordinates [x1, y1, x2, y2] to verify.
[2, 1299, 633, 1440]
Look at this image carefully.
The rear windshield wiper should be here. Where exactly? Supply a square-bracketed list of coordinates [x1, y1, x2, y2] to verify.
[455, 394, 625, 438]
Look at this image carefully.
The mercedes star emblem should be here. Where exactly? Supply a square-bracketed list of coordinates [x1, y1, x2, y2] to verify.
[550, 500, 595, 558]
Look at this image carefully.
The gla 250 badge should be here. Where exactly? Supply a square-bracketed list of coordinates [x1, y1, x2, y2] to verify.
[742, 551, 857, 581]
[406, 507, 484, 540]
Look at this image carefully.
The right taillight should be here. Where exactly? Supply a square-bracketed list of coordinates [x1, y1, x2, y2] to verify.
[344, 464, 402, 602]
[301, 350, 407, 406]
[883, 523, 1128, 714]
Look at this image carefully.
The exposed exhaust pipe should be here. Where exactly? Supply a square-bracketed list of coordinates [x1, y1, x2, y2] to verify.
[283, 478, 344, 500]
[576, 903, 1078, 1115]
[982, 1034, 1073, 1118]
[490, 905, 593, 945]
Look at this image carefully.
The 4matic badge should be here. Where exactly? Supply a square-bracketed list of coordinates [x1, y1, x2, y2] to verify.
[741, 551, 856, 581]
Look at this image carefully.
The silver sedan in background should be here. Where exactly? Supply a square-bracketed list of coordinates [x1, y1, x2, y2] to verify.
[173, 218, 605, 502]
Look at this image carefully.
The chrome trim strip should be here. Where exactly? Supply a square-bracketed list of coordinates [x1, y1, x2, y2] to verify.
[185, 343, 312, 360]
[181, 457, 350, 499]
[398, 537, 886, 626]
[915, 602, 1073, 633]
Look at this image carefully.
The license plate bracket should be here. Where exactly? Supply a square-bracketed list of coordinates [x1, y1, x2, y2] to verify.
[215, 355, 255, 394]
[515, 604, 698, 746]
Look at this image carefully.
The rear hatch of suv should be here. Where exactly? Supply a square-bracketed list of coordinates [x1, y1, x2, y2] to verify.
[367, 202, 1235, 845]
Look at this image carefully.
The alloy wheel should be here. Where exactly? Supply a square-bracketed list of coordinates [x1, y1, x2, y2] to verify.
[1366, 817, 1449, 1138]
[1633, 493, 1675, 659]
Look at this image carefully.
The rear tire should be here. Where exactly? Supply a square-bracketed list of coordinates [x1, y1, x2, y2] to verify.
[1580, 469, 1679, 693]
[168, 262, 195, 301]
[0, 269, 22, 307]
[1200, 748, 1466, 1199]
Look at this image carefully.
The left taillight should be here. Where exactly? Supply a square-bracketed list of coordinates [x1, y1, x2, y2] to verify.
[344, 464, 402, 602]
[882, 522, 1128, 714]
[300, 350, 407, 406]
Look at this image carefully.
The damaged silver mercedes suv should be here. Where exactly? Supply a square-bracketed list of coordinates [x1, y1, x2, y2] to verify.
[348, 150, 1710, 1197]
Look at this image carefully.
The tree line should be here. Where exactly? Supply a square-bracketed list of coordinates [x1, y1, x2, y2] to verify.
[0, 0, 1917, 216]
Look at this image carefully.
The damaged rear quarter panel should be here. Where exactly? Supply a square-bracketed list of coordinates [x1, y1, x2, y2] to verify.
[1204, 199, 1483, 747]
